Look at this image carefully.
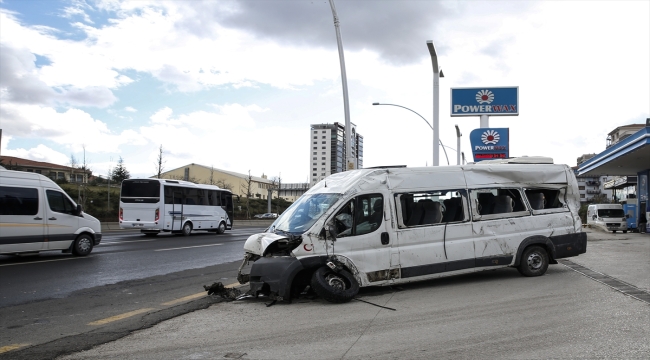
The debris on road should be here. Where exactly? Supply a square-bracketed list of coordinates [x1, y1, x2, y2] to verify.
[203, 282, 242, 301]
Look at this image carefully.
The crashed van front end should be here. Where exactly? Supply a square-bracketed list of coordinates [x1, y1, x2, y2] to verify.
[237, 232, 334, 302]
[236, 191, 345, 302]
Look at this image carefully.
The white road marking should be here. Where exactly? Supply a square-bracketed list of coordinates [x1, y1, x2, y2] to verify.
[0, 256, 91, 267]
[154, 243, 223, 252]
[98, 239, 160, 246]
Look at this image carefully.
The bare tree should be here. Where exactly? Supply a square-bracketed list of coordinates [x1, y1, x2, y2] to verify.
[215, 179, 233, 191]
[241, 170, 253, 219]
[69, 154, 78, 183]
[79, 145, 91, 207]
[154, 144, 165, 178]
[208, 165, 215, 185]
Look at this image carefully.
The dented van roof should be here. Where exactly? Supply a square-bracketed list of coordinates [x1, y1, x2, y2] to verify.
[304, 162, 572, 196]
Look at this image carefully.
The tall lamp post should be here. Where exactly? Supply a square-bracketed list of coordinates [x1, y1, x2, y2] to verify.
[454, 124, 462, 165]
[328, 0, 354, 170]
[372, 102, 449, 166]
[427, 40, 444, 166]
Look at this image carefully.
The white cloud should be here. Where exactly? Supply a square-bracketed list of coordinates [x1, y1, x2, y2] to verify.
[1, 0, 648, 183]
[0, 103, 146, 153]
[3, 142, 70, 166]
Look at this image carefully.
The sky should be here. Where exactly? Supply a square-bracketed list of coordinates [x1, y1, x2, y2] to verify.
[1, 0, 648, 183]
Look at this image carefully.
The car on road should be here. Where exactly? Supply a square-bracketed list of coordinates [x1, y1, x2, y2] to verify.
[254, 213, 278, 219]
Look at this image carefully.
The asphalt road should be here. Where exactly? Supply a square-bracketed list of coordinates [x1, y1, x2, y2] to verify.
[2, 228, 649, 359]
[0, 227, 266, 360]
[0, 227, 263, 308]
[57, 229, 648, 360]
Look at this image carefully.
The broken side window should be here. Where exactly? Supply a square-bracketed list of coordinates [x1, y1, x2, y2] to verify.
[332, 193, 383, 237]
[470, 188, 529, 221]
[395, 190, 466, 228]
[524, 187, 569, 215]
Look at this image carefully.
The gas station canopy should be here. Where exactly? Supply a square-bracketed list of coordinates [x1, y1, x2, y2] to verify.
[578, 125, 650, 177]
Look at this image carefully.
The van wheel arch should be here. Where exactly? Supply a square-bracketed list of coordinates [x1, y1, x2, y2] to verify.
[514, 236, 555, 267]
[72, 233, 94, 256]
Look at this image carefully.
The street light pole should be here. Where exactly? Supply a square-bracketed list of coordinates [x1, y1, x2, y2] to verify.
[454, 124, 462, 165]
[372, 102, 449, 166]
[427, 40, 443, 166]
[328, 0, 354, 170]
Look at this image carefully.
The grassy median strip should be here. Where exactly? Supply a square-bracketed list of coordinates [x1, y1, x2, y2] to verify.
[88, 308, 155, 326]
[0, 343, 30, 354]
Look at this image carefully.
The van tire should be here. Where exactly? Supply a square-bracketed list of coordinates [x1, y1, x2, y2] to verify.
[310, 266, 359, 303]
[72, 234, 93, 256]
[216, 222, 226, 234]
[517, 246, 549, 277]
[182, 222, 192, 236]
[623, 230, 627, 233]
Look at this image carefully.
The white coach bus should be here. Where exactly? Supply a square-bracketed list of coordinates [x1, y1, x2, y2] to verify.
[119, 179, 234, 236]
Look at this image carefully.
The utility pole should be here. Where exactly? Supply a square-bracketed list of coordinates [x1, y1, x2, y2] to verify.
[328, 0, 354, 170]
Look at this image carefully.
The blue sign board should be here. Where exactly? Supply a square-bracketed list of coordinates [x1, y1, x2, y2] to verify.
[451, 87, 519, 116]
[470, 128, 510, 162]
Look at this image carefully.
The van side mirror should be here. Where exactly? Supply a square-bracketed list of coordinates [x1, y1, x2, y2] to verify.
[592, 215, 596, 220]
[76, 204, 83, 216]
[625, 214, 629, 219]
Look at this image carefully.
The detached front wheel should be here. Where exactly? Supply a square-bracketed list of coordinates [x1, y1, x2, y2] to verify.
[517, 245, 549, 277]
[310, 266, 359, 303]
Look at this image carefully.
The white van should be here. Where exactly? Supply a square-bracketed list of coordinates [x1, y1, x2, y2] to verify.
[586, 204, 627, 233]
[237, 157, 587, 303]
[0, 169, 102, 256]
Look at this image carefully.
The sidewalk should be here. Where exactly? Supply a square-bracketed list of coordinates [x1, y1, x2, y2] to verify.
[101, 220, 275, 232]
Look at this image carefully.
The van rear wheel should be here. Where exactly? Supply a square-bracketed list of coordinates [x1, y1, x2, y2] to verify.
[310, 266, 359, 303]
[72, 234, 93, 256]
[517, 246, 549, 277]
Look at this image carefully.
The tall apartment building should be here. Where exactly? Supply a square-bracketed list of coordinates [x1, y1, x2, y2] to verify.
[309, 122, 363, 185]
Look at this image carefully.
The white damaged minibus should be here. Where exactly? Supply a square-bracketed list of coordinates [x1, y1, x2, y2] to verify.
[238, 157, 587, 303]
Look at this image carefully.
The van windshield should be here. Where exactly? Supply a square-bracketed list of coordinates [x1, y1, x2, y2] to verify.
[598, 209, 624, 218]
[273, 193, 341, 234]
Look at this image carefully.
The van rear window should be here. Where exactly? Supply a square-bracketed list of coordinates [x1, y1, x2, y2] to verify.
[0, 186, 39, 215]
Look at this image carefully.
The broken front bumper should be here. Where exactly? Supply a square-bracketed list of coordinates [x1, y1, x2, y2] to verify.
[243, 256, 327, 302]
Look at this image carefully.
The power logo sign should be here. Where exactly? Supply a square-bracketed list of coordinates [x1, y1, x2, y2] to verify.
[470, 128, 510, 161]
[451, 87, 519, 116]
